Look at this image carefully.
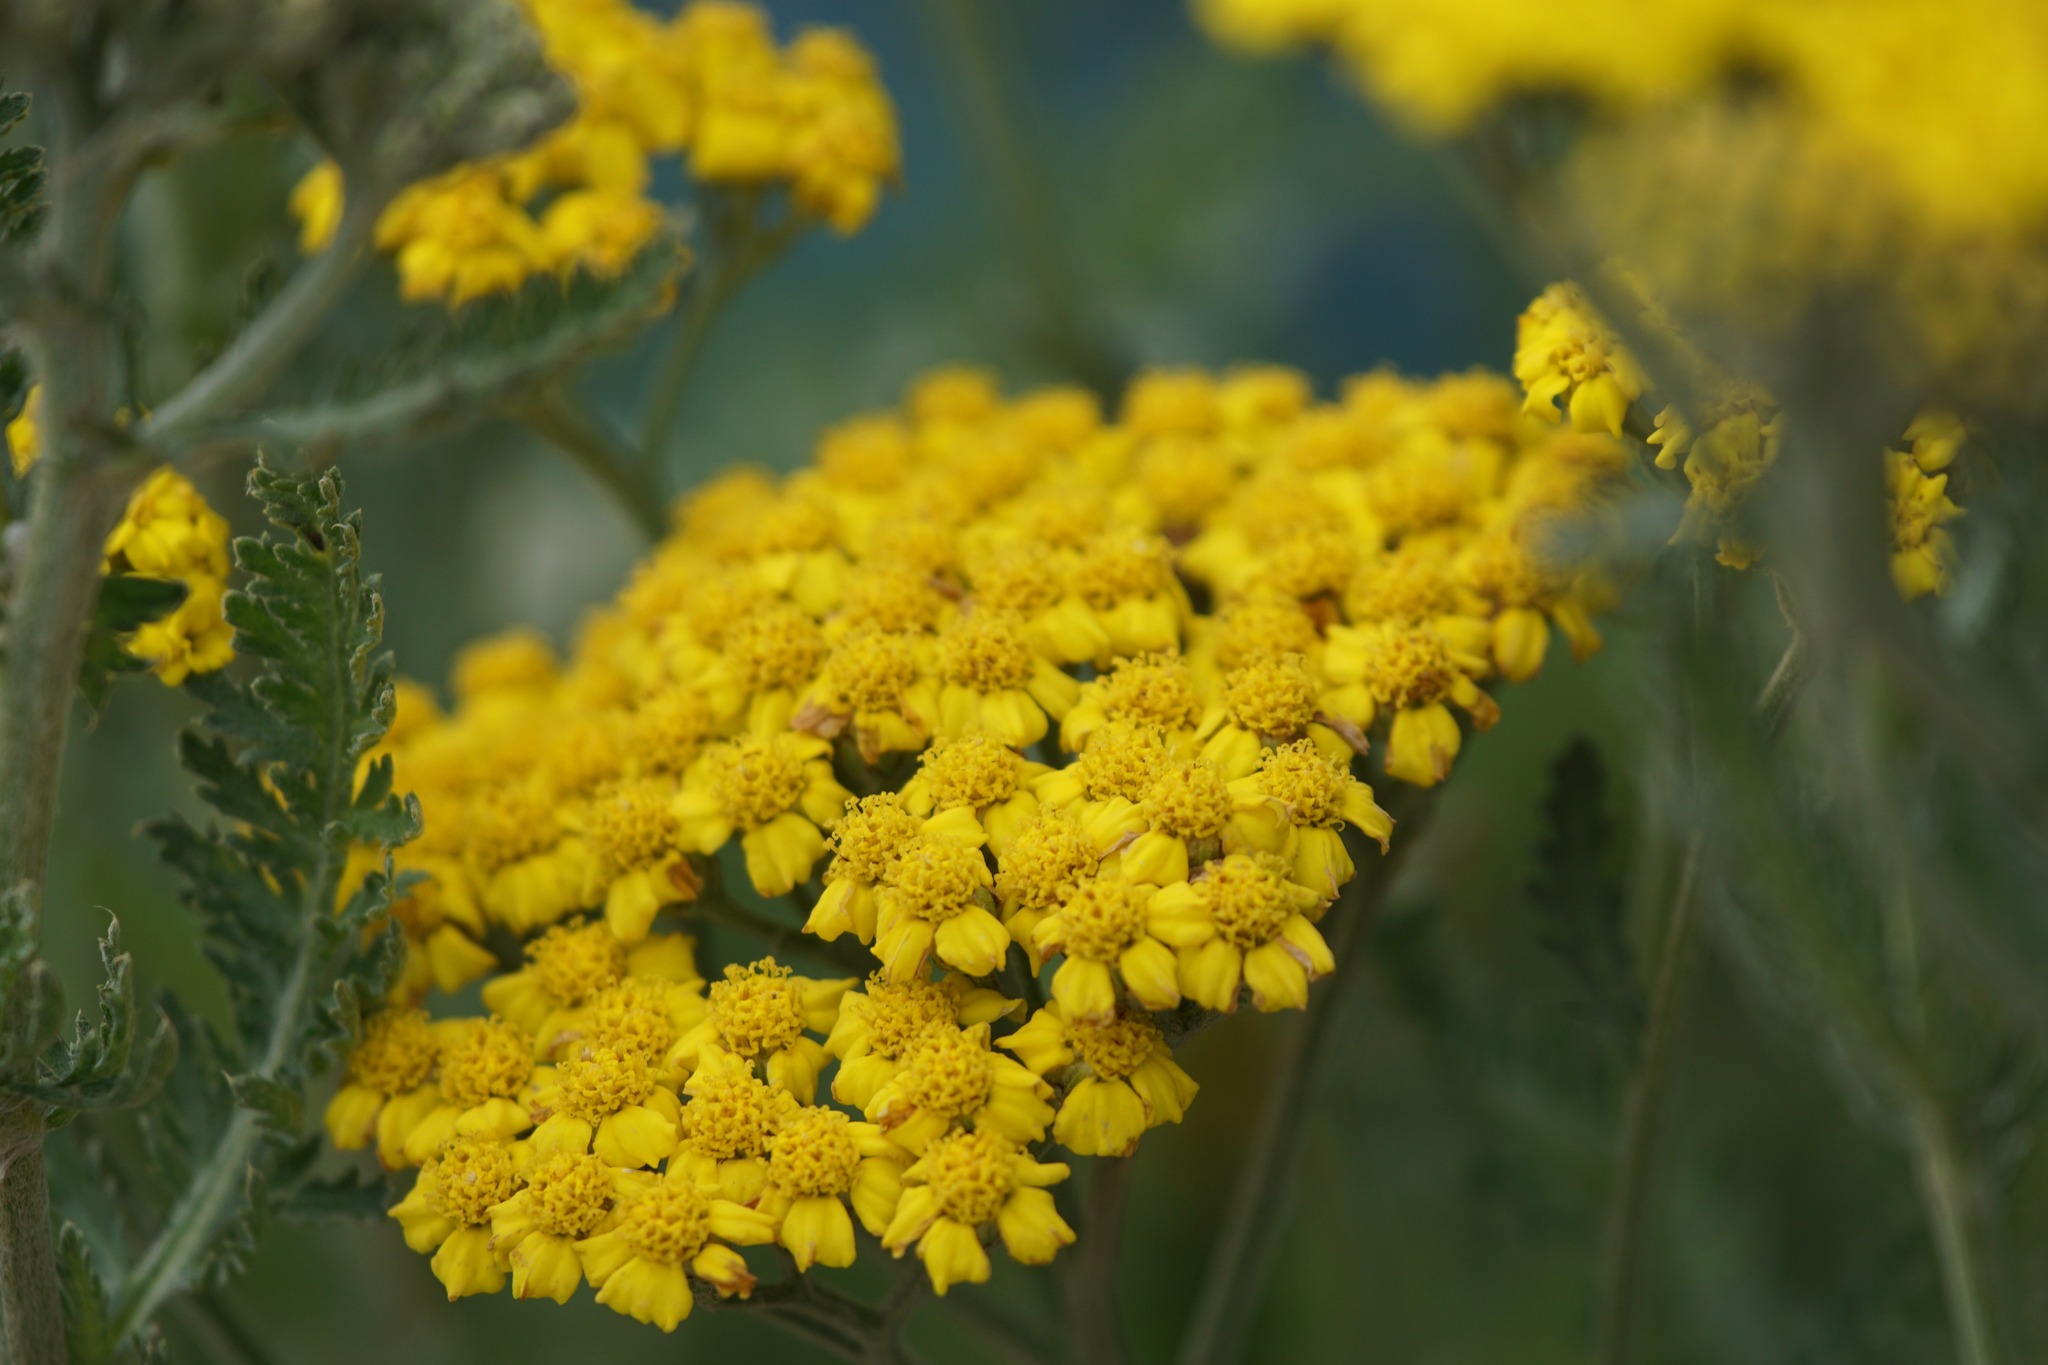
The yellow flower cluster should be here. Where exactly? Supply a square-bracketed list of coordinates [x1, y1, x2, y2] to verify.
[1194, 0, 2048, 238]
[1515, 283, 1968, 590]
[4, 387, 234, 685]
[332, 357, 1630, 1312]
[291, 0, 899, 304]
[1885, 415, 1966, 601]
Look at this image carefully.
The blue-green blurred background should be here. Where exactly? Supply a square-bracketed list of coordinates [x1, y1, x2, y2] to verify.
[39, 1, 1984, 1360]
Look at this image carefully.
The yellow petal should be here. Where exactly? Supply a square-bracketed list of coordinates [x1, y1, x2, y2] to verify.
[594, 1256, 692, 1331]
[934, 907, 1010, 978]
[595, 1104, 678, 1169]
[996, 1186, 1076, 1265]
[781, 1195, 858, 1270]
[430, 1225, 505, 1300]
[1053, 1076, 1148, 1157]
[917, 1217, 993, 1295]
[510, 1233, 582, 1304]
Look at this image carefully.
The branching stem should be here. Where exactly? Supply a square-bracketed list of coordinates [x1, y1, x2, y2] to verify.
[515, 384, 667, 543]
[638, 196, 803, 463]
[142, 202, 379, 451]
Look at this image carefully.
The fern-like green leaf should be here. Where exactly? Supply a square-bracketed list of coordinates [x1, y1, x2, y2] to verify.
[91, 456, 415, 1348]
[57, 1222, 112, 1365]
[0, 77, 42, 244]
[1529, 736, 1642, 1057]
[78, 575, 189, 714]
[0, 884, 64, 1081]
[16, 917, 177, 1121]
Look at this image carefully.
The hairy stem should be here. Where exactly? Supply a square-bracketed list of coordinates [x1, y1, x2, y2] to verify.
[1906, 1095, 2000, 1365]
[1594, 833, 1703, 1365]
[0, 1102, 63, 1365]
[1175, 796, 1436, 1365]
[0, 368, 142, 1365]
[0, 460, 136, 1365]
[516, 385, 667, 543]
[1063, 1156, 1133, 1365]
[917, 0, 1122, 394]
[0, 456, 137, 890]
[141, 202, 377, 451]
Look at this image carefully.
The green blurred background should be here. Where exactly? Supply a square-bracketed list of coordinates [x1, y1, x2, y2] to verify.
[37, 1, 2001, 1360]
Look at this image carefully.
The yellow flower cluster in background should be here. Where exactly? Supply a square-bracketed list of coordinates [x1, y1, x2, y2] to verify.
[327, 355, 1631, 1315]
[291, 0, 900, 304]
[1515, 283, 1967, 591]
[4, 386, 234, 684]
[1193, 0, 2048, 239]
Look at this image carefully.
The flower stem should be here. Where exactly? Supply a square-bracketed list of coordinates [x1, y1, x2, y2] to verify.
[1754, 573, 1806, 736]
[936, 1289, 1055, 1365]
[915, 0, 1124, 394]
[1174, 793, 1437, 1365]
[1062, 1156, 1133, 1365]
[1906, 1094, 2000, 1365]
[0, 1101, 64, 1365]
[515, 384, 667, 544]
[637, 194, 802, 463]
[140, 201, 377, 451]
[1594, 833, 1703, 1365]
[0, 427, 143, 1365]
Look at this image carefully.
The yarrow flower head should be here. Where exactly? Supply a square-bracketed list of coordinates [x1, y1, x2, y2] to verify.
[290, 0, 901, 304]
[330, 356, 1631, 1324]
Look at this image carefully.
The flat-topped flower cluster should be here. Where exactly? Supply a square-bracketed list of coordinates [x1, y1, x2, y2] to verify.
[327, 356, 1631, 1324]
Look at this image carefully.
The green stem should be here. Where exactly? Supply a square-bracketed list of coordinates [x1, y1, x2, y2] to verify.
[0, 1100, 63, 1365]
[868, 1267, 929, 1365]
[917, 0, 1122, 394]
[637, 196, 802, 463]
[747, 1273, 909, 1365]
[0, 453, 136, 1365]
[1880, 878, 2000, 1365]
[1594, 834, 1703, 1365]
[515, 385, 667, 544]
[1174, 797, 1436, 1365]
[0, 455, 137, 889]
[935, 1291, 1055, 1365]
[1754, 573, 1806, 736]
[1062, 1157, 1133, 1365]
[170, 1292, 275, 1365]
[1906, 1095, 1999, 1365]
[140, 201, 377, 451]
[109, 901, 325, 1343]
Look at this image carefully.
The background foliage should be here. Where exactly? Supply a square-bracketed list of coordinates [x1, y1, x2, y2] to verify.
[26, 1, 2041, 1361]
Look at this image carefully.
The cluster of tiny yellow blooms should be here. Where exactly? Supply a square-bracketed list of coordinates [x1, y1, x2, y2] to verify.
[1516, 282, 1967, 597]
[1192, 0, 2048, 239]
[3, 386, 234, 684]
[326, 356, 1632, 1319]
[291, 0, 900, 304]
